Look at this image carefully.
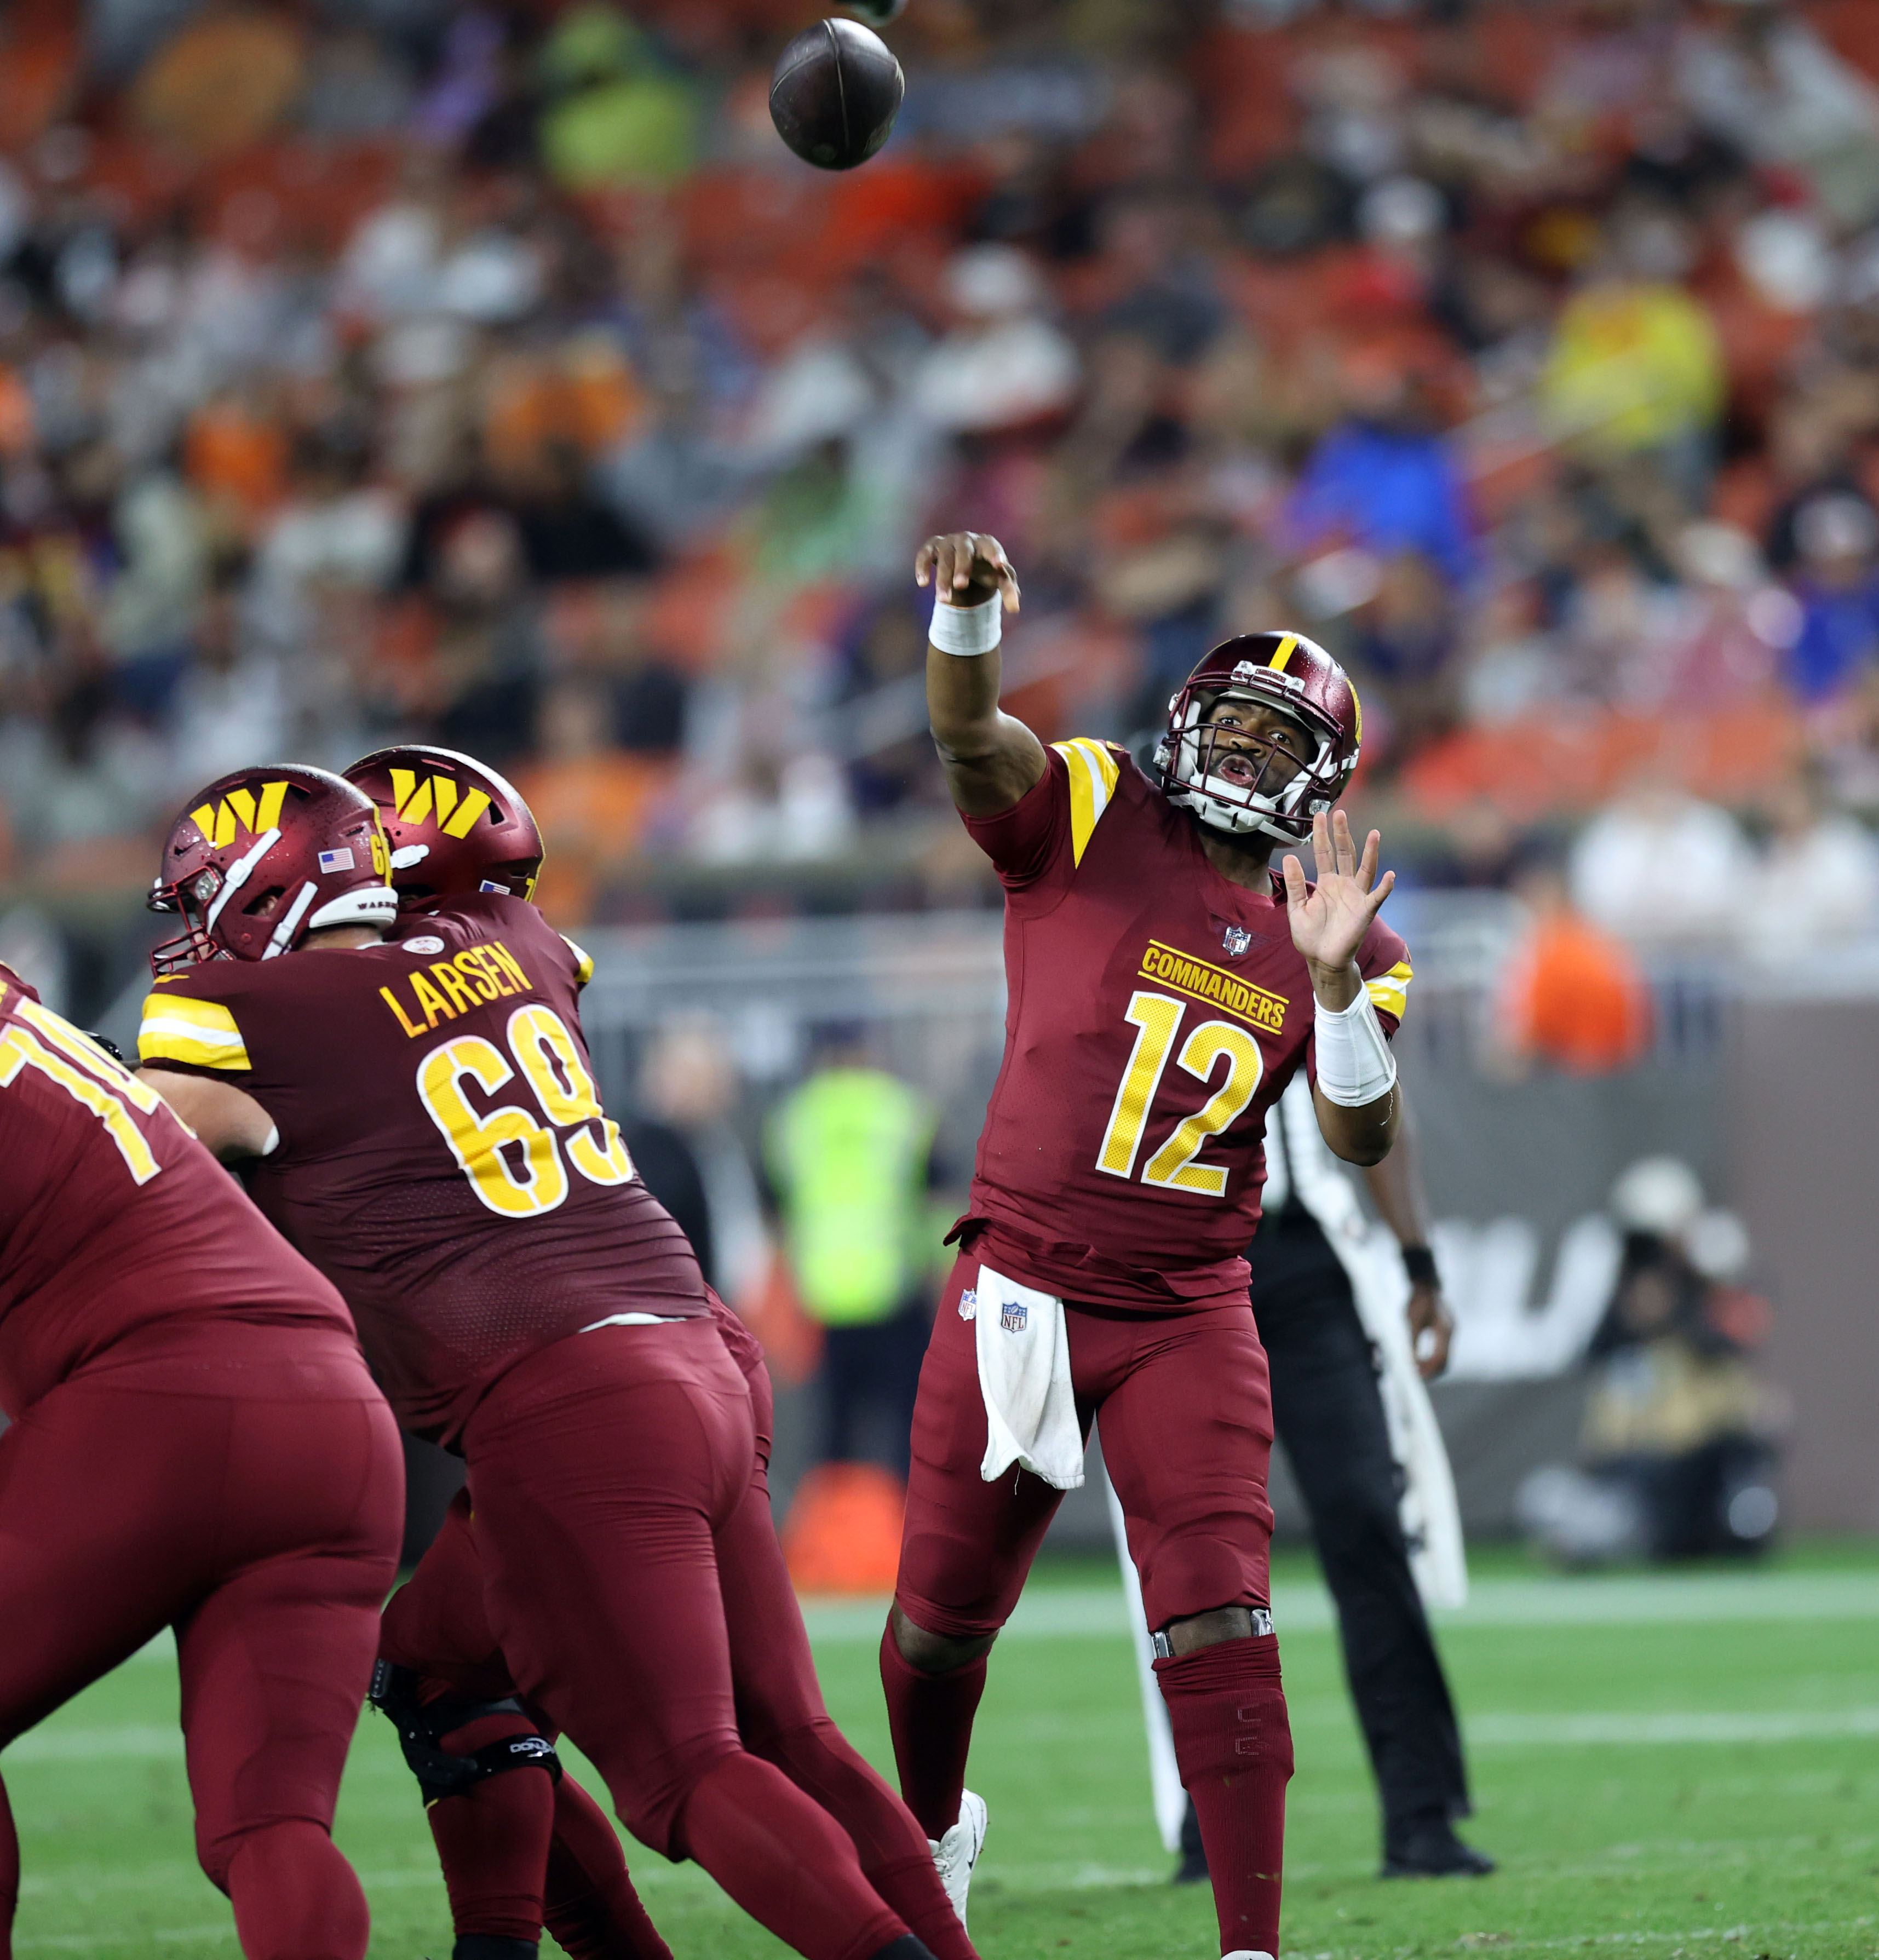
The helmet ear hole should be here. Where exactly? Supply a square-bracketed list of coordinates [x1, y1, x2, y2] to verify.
[241, 886, 286, 917]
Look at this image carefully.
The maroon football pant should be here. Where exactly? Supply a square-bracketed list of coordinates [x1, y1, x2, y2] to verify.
[384, 1473, 974, 1960]
[0, 1324, 402, 1960]
[887, 1256, 1291, 1956]
[388, 1319, 916, 1960]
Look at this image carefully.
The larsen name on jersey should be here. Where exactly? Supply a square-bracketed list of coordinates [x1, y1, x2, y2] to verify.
[139, 893, 704, 1445]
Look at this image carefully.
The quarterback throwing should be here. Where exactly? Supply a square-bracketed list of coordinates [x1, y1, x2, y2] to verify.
[881, 532, 1410, 1960]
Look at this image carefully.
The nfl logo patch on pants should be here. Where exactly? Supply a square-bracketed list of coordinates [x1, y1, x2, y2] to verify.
[1001, 1300, 1028, 1333]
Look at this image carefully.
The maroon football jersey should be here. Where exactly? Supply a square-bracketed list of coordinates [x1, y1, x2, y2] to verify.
[958, 739, 1412, 1313]
[0, 972, 354, 1419]
[140, 894, 708, 1445]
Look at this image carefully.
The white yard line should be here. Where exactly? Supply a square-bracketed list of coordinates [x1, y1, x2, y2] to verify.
[800, 1569, 1879, 1642]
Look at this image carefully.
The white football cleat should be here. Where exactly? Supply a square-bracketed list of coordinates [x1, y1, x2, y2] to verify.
[1223, 1952, 1276, 1959]
[929, 1789, 988, 1928]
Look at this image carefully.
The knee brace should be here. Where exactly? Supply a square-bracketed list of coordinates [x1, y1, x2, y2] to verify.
[369, 1661, 562, 1808]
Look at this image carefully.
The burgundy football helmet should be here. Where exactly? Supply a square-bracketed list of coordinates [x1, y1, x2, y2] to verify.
[344, 743, 543, 911]
[1154, 630, 1363, 842]
[149, 766, 398, 975]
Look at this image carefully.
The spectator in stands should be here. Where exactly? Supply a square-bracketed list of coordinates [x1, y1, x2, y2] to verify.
[1785, 492, 1879, 703]
[1539, 200, 1725, 502]
[1490, 857, 1653, 1077]
[1285, 354, 1475, 589]
[1568, 773, 1753, 947]
[1748, 768, 1879, 955]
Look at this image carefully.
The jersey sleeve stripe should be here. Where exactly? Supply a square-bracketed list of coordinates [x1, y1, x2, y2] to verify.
[137, 996, 252, 1071]
[561, 934, 596, 986]
[1364, 958, 1413, 1023]
[1051, 738, 1121, 867]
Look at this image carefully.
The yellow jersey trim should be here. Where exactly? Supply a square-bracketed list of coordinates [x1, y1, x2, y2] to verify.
[137, 993, 252, 1071]
[1051, 738, 1122, 867]
[562, 935, 595, 986]
[1365, 957, 1412, 1024]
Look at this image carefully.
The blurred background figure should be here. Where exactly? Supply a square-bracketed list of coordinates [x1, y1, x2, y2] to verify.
[763, 1025, 941, 1480]
[1518, 1157, 1779, 1567]
[1490, 855, 1654, 1076]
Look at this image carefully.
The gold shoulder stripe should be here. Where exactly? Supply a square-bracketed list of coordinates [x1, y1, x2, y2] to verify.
[1365, 957, 1413, 1023]
[1050, 738, 1122, 867]
[137, 993, 252, 1072]
[562, 934, 595, 986]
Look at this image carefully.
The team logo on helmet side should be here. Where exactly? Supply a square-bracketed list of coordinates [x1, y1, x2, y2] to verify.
[188, 780, 291, 848]
[386, 768, 495, 838]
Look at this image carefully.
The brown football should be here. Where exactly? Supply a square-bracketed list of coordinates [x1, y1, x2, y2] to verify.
[769, 18, 905, 172]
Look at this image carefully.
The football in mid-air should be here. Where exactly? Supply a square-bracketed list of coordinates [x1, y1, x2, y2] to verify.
[769, 18, 905, 171]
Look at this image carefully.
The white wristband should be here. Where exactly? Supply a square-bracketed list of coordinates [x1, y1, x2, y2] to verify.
[929, 594, 1002, 657]
[1312, 986, 1398, 1108]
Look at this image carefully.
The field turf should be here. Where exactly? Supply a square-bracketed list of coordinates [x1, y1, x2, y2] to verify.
[7, 1541, 1877, 1959]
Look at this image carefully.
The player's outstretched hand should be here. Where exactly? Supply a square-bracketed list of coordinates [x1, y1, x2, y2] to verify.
[1282, 809, 1395, 997]
[915, 532, 1021, 613]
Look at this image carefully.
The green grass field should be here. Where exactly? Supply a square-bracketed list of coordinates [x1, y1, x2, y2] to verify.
[8, 1542, 1878, 1960]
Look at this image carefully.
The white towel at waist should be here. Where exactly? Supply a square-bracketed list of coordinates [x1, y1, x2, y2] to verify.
[969, 1263, 1084, 1491]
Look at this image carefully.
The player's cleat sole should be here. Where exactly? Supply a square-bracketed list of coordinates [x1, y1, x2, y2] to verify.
[1380, 1821, 1498, 1878]
[929, 1787, 988, 1928]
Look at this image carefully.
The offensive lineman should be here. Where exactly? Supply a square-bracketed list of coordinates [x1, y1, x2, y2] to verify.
[0, 967, 402, 1959]
[342, 742, 985, 1960]
[136, 765, 964, 1960]
[881, 533, 1409, 1960]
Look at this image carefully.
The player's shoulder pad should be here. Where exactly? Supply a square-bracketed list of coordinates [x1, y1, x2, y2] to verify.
[139, 964, 261, 1072]
[1048, 737, 1129, 868]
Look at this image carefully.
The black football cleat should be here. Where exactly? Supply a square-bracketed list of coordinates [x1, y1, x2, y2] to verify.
[1380, 1820, 1497, 1878]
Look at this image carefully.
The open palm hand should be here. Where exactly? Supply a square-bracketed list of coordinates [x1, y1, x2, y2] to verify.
[1282, 810, 1395, 999]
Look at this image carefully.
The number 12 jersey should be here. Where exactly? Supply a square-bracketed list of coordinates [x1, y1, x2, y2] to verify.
[956, 740, 1412, 1315]
[139, 895, 706, 1445]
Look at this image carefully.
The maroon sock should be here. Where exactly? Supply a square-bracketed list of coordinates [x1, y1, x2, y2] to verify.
[427, 1712, 555, 1944]
[878, 1620, 987, 1842]
[1157, 1635, 1293, 1958]
[759, 1716, 979, 1960]
[676, 1751, 906, 1960]
[225, 1820, 371, 1960]
[543, 1773, 673, 1960]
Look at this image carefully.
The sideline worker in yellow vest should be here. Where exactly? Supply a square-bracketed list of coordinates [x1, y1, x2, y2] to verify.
[765, 1031, 943, 1479]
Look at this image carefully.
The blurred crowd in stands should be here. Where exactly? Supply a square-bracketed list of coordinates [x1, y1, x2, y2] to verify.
[8, 0, 1879, 1016]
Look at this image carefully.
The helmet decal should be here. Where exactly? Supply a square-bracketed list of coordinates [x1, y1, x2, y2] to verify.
[187, 780, 291, 849]
[347, 744, 544, 913]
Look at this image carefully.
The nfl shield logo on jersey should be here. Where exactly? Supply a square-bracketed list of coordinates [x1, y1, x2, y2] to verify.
[1221, 923, 1254, 957]
[958, 1288, 978, 1321]
[1000, 1298, 1028, 1334]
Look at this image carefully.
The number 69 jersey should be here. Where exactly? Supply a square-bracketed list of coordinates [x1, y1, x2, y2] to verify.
[140, 894, 706, 1445]
[957, 739, 1411, 1315]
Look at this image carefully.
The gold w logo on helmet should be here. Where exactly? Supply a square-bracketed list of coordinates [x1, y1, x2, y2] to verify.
[388, 769, 493, 838]
[188, 781, 290, 848]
